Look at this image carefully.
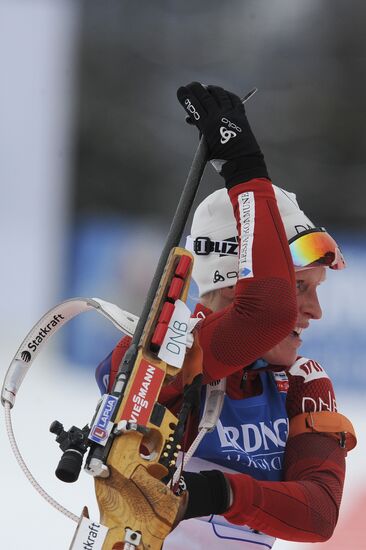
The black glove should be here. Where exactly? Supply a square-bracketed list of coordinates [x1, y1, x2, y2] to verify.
[176, 469, 232, 520]
[177, 82, 268, 189]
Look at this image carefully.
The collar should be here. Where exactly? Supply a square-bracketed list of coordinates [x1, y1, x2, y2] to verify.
[193, 302, 212, 319]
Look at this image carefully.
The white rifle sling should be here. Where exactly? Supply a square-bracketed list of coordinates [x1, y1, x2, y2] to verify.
[1, 297, 138, 408]
[1, 296, 138, 526]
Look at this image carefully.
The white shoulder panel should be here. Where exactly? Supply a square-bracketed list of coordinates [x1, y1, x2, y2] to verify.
[289, 357, 329, 383]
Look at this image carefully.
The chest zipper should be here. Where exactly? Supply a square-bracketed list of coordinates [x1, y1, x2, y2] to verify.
[240, 370, 248, 390]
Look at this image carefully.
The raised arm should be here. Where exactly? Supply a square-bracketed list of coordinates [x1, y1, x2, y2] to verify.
[177, 83, 296, 380]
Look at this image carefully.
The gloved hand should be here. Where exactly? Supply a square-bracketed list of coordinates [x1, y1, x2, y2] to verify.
[177, 82, 268, 189]
[175, 469, 232, 519]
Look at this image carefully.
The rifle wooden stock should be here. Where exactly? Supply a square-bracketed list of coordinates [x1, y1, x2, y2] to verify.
[96, 465, 184, 550]
[95, 247, 193, 549]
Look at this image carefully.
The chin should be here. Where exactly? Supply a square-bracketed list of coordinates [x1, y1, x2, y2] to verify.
[279, 351, 298, 368]
[263, 341, 299, 368]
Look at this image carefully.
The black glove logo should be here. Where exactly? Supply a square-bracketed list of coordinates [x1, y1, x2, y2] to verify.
[177, 475, 187, 494]
[220, 117, 242, 144]
[184, 98, 200, 120]
[220, 126, 237, 144]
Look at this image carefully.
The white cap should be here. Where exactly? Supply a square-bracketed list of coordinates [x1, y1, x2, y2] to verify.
[187, 185, 315, 297]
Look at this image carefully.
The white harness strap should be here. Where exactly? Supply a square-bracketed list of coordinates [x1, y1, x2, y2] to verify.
[199, 378, 227, 432]
[172, 378, 226, 486]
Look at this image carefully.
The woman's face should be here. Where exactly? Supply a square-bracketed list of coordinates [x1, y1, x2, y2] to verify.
[262, 266, 326, 367]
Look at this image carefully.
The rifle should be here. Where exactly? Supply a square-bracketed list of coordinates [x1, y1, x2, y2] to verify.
[82, 88, 257, 549]
[62, 136, 211, 549]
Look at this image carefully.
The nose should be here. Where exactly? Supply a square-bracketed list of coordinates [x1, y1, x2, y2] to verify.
[302, 289, 323, 320]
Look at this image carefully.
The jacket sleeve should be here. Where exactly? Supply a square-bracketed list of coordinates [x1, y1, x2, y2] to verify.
[224, 432, 346, 542]
[199, 178, 296, 382]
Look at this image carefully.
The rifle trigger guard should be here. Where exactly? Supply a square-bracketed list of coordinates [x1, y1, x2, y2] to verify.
[114, 419, 150, 436]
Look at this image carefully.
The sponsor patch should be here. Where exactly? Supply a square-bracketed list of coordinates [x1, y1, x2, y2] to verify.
[238, 191, 255, 279]
[302, 392, 337, 413]
[158, 299, 191, 369]
[213, 270, 225, 283]
[273, 371, 289, 393]
[217, 417, 288, 453]
[88, 394, 118, 445]
[16, 313, 67, 362]
[69, 514, 108, 550]
[21, 350, 31, 363]
[119, 359, 164, 426]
